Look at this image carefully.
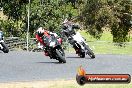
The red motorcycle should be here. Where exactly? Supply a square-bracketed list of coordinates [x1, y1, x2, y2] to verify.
[42, 34, 66, 63]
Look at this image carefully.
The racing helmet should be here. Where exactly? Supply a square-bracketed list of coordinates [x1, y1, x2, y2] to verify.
[37, 27, 44, 37]
[62, 18, 69, 30]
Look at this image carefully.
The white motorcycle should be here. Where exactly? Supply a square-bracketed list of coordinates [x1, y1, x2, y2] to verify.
[69, 31, 95, 58]
[0, 31, 9, 53]
[62, 20, 95, 58]
[62, 22, 95, 58]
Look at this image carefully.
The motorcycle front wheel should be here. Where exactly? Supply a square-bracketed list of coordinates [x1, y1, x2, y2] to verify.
[87, 47, 95, 58]
[1, 42, 9, 53]
[84, 44, 95, 58]
[56, 48, 66, 63]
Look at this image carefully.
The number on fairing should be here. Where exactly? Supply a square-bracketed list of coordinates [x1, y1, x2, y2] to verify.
[50, 42, 55, 47]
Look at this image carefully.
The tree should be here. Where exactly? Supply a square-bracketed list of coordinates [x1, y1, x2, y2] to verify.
[0, 0, 29, 37]
[28, 0, 78, 36]
[1, 0, 29, 21]
[1, 0, 79, 37]
[80, 0, 132, 43]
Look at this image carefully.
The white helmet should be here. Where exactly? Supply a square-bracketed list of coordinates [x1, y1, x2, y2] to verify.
[37, 27, 44, 34]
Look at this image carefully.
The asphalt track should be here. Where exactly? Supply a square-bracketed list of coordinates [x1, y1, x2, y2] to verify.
[0, 51, 132, 82]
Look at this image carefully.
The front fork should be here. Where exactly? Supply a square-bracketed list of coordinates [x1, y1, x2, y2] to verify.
[84, 43, 93, 55]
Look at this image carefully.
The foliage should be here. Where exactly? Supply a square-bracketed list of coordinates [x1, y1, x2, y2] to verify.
[0, 0, 29, 37]
[81, 0, 132, 42]
[0, 0, 132, 43]
[1, 0, 79, 37]
[28, 0, 78, 36]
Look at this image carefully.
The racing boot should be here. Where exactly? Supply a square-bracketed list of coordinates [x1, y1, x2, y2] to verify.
[75, 48, 79, 54]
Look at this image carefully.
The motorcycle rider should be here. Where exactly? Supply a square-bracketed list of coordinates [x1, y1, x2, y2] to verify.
[61, 18, 95, 58]
[35, 27, 61, 56]
[62, 18, 80, 36]
[61, 18, 81, 53]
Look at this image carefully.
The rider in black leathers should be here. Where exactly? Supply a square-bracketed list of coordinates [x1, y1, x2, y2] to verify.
[61, 18, 82, 54]
[61, 18, 80, 44]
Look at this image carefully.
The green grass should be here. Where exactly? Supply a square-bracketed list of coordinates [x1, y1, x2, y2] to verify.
[65, 30, 132, 55]
[79, 30, 132, 42]
[88, 42, 132, 55]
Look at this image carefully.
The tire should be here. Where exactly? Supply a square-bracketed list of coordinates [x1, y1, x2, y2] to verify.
[56, 49, 66, 63]
[84, 44, 95, 58]
[87, 47, 95, 58]
[89, 51, 95, 58]
[1, 42, 9, 53]
[80, 52, 85, 58]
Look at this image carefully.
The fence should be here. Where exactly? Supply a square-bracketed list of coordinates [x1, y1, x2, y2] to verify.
[4, 37, 132, 54]
[5, 37, 26, 50]
[4, 37, 45, 52]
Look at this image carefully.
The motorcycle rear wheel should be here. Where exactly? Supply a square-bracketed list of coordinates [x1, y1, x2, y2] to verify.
[80, 52, 85, 58]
